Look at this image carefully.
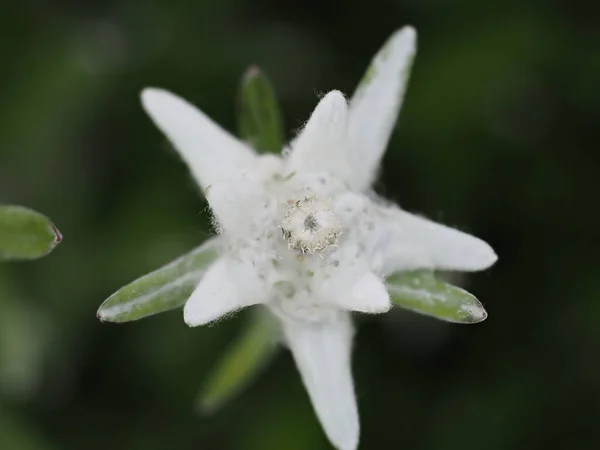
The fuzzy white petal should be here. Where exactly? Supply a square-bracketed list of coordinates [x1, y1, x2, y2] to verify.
[206, 180, 264, 238]
[349, 272, 390, 313]
[184, 257, 264, 326]
[282, 313, 359, 450]
[316, 244, 390, 313]
[288, 90, 352, 182]
[373, 208, 498, 274]
[325, 271, 391, 314]
[141, 88, 257, 190]
[348, 27, 416, 191]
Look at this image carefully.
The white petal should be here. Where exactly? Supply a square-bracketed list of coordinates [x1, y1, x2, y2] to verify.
[317, 244, 390, 313]
[372, 208, 498, 274]
[205, 179, 265, 238]
[349, 272, 390, 312]
[281, 313, 359, 450]
[184, 257, 264, 326]
[141, 88, 257, 190]
[288, 90, 352, 182]
[326, 271, 391, 314]
[348, 27, 416, 191]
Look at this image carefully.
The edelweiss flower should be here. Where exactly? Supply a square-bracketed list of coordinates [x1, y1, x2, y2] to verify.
[139, 27, 496, 450]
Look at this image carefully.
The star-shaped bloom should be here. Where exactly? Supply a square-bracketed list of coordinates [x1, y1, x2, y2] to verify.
[139, 26, 496, 450]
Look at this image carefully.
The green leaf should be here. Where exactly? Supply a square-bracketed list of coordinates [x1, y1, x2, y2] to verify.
[387, 271, 487, 323]
[0, 205, 61, 261]
[97, 238, 220, 323]
[199, 310, 279, 413]
[237, 66, 284, 154]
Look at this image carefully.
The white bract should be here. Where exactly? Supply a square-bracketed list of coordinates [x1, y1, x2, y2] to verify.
[140, 26, 496, 450]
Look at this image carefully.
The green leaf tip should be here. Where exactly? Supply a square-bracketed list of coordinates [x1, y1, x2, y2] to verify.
[387, 271, 487, 324]
[0, 205, 62, 261]
[198, 311, 279, 413]
[97, 238, 220, 323]
[237, 66, 285, 154]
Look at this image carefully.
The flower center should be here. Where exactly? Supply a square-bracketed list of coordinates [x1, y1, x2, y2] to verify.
[303, 214, 320, 232]
[280, 194, 342, 253]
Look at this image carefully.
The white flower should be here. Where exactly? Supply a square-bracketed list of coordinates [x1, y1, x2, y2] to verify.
[140, 26, 496, 450]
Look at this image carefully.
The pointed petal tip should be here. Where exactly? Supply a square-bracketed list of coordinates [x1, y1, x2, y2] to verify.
[183, 299, 212, 327]
[313, 90, 349, 121]
[140, 87, 177, 114]
[182, 271, 217, 327]
[140, 86, 161, 104]
[396, 25, 417, 42]
[183, 258, 264, 327]
[183, 302, 221, 327]
[345, 25, 417, 191]
[289, 88, 350, 174]
[445, 238, 497, 272]
[471, 240, 498, 271]
[183, 310, 198, 327]
[381, 209, 499, 273]
[486, 246, 499, 267]
[351, 273, 391, 314]
[388, 26, 417, 58]
[139, 85, 257, 190]
[385, 26, 416, 52]
[322, 89, 347, 103]
[140, 87, 201, 122]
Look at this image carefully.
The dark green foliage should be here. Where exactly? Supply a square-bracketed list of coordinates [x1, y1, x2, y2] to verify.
[0, 1, 598, 449]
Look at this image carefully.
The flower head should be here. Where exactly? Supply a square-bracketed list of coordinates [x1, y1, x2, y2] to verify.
[281, 194, 342, 253]
[139, 26, 496, 450]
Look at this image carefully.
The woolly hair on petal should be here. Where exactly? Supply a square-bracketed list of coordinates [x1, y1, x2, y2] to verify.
[317, 247, 391, 313]
[374, 208, 498, 274]
[288, 90, 352, 184]
[348, 27, 416, 191]
[281, 313, 359, 450]
[205, 179, 265, 239]
[325, 271, 391, 314]
[141, 88, 257, 190]
[184, 257, 265, 326]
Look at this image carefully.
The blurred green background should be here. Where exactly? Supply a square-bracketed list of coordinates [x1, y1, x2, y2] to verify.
[1, 0, 599, 449]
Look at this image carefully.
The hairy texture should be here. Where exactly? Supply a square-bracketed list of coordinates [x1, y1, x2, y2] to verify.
[139, 26, 497, 450]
